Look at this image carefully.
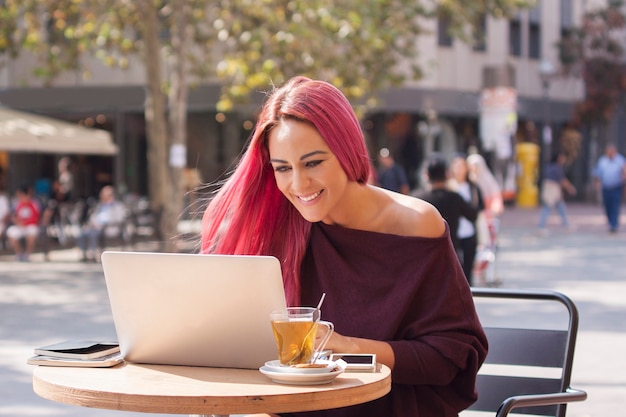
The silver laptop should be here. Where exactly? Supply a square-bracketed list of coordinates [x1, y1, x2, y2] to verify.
[101, 251, 286, 369]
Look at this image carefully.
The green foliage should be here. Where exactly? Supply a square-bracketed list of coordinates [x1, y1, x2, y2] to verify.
[0, 1, 39, 61]
[2, 0, 531, 108]
[210, 0, 430, 110]
[436, 0, 536, 42]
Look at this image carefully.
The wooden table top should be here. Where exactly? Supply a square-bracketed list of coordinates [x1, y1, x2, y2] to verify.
[33, 362, 392, 415]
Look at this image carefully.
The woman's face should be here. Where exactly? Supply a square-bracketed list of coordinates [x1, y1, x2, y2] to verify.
[268, 119, 349, 223]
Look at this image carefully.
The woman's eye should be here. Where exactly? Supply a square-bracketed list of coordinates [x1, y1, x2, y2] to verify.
[305, 160, 322, 168]
[274, 165, 291, 173]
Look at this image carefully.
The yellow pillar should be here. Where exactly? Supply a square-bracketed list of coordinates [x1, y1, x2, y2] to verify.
[515, 142, 540, 207]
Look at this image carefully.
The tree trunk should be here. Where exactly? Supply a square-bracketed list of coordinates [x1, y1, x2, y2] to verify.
[138, 3, 170, 250]
[164, 0, 192, 252]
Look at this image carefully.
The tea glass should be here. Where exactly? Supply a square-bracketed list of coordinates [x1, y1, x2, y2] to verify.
[270, 307, 334, 366]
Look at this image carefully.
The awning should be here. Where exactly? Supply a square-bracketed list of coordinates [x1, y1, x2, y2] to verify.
[0, 107, 118, 155]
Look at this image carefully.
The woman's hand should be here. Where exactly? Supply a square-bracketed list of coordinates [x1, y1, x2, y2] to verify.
[319, 329, 395, 370]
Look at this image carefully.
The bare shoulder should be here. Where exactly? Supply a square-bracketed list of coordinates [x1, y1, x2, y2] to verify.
[399, 194, 446, 238]
[377, 189, 445, 238]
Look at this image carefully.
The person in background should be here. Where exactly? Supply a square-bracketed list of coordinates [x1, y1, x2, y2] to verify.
[377, 147, 410, 194]
[77, 185, 126, 262]
[449, 155, 484, 285]
[538, 152, 576, 233]
[0, 184, 10, 250]
[48, 157, 76, 246]
[56, 156, 75, 203]
[201, 77, 487, 417]
[593, 143, 626, 234]
[6, 184, 41, 262]
[466, 153, 503, 217]
[419, 156, 479, 255]
[34, 177, 53, 202]
[466, 153, 503, 253]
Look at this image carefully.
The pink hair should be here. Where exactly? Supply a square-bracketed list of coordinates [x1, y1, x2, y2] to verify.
[201, 77, 370, 305]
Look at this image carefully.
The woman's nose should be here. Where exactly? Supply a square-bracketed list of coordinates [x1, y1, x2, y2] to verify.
[291, 168, 310, 191]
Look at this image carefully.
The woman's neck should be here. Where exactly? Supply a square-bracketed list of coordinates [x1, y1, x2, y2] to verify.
[320, 183, 390, 231]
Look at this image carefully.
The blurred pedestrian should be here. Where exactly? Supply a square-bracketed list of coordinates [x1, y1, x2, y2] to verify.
[0, 184, 9, 249]
[419, 156, 478, 253]
[466, 153, 503, 246]
[377, 147, 410, 194]
[449, 155, 484, 285]
[593, 144, 626, 233]
[466, 153, 503, 217]
[49, 157, 76, 246]
[538, 152, 576, 233]
[56, 157, 75, 203]
[6, 184, 41, 262]
[77, 185, 126, 262]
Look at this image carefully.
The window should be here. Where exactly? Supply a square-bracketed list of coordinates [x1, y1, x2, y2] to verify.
[528, 3, 541, 59]
[528, 23, 541, 58]
[438, 15, 453, 47]
[509, 18, 522, 56]
[560, 0, 574, 38]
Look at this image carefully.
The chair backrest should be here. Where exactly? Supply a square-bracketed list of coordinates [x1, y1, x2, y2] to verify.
[468, 288, 580, 417]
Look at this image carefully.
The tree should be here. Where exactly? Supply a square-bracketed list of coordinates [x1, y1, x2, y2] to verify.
[0, 0, 533, 251]
[557, 0, 626, 138]
[1, 0, 210, 251]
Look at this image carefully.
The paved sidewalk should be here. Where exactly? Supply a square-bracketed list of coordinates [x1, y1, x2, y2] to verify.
[493, 202, 626, 417]
[0, 202, 624, 416]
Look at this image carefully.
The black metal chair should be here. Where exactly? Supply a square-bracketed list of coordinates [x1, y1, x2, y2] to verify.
[468, 288, 587, 417]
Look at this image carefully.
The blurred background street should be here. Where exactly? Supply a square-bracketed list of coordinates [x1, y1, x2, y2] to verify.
[487, 203, 626, 417]
[1, 202, 625, 416]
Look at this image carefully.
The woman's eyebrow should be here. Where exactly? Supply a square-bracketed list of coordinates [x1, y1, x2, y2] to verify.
[270, 150, 329, 164]
[300, 150, 329, 160]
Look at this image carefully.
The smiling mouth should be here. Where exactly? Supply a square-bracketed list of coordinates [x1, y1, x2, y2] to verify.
[297, 190, 323, 202]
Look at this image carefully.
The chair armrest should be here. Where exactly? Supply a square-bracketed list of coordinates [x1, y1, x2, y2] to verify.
[496, 388, 588, 417]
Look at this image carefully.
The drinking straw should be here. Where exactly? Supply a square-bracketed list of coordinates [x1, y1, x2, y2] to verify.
[316, 293, 326, 311]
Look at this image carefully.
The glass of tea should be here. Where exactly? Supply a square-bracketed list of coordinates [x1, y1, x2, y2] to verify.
[270, 307, 334, 366]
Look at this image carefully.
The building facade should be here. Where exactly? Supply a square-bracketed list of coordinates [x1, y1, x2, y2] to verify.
[0, 0, 609, 201]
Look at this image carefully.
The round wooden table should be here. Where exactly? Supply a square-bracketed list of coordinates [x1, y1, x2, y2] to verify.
[33, 362, 392, 416]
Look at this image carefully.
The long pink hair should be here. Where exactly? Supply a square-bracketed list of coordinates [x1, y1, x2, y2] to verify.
[201, 76, 370, 305]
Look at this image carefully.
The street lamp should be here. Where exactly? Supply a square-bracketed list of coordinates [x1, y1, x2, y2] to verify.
[538, 59, 556, 169]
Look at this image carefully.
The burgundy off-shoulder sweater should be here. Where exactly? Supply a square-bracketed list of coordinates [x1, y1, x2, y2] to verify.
[285, 221, 488, 417]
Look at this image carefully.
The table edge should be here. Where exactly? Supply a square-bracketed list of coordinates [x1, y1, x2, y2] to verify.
[33, 364, 392, 414]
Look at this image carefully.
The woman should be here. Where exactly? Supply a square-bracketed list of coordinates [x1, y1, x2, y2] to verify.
[465, 153, 502, 286]
[538, 152, 576, 232]
[201, 77, 488, 417]
[466, 153, 502, 217]
[449, 155, 484, 285]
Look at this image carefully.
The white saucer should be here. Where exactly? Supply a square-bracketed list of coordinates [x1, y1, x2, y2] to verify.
[259, 360, 346, 385]
[263, 359, 337, 374]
